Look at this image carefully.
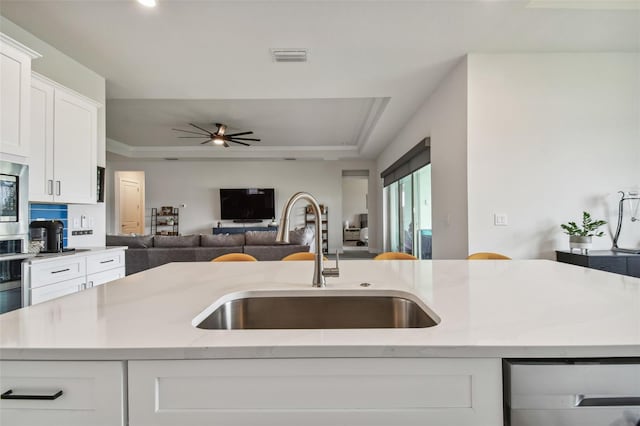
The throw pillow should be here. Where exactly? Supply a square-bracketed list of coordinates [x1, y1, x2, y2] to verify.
[289, 226, 315, 246]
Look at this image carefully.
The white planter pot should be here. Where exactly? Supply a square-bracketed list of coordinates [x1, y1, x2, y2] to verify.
[569, 236, 592, 253]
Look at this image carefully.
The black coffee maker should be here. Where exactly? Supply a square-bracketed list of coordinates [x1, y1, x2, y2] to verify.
[29, 220, 64, 253]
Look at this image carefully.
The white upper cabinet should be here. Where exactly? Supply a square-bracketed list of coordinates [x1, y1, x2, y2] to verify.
[30, 73, 99, 204]
[0, 33, 41, 161]
[29, 76, 54, 201]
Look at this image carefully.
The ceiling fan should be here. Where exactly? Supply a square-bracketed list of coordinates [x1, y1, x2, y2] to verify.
[172, 123, 260, 147]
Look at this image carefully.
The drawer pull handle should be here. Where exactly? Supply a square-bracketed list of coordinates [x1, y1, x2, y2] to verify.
[576, 394, 640, 407]
[51, 268, 70, 274]
[99, 259, 114, 264]
[1, 389, 63, 400]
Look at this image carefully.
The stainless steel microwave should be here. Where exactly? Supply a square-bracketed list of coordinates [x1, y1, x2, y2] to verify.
[0, 161, 29, 239]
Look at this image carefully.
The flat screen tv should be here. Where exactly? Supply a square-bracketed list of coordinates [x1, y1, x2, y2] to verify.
[220, 188, 275, 221]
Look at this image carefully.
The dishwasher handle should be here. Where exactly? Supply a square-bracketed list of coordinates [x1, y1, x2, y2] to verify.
[576, 394, 640, 407]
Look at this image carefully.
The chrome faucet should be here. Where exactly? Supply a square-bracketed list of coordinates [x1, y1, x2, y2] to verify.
[276, 192, 339, 288]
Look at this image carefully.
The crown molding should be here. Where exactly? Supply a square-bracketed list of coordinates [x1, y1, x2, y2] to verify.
[106, 138, 364, 161]
[0, 33, 42, 59]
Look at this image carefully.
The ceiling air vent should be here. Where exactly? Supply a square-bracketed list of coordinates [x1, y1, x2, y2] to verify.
[271, 48, 308, 63]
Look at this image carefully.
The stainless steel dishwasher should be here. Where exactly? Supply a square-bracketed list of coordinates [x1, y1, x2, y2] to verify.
[504, 359, 640, 426]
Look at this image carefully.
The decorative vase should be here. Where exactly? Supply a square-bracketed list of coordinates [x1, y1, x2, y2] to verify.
[569, 235, 592, 253]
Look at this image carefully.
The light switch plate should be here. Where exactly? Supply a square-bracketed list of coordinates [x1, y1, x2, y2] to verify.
[494, 213, 508, 226]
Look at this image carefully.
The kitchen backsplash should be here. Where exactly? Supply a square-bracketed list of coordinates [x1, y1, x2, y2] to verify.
[29, 204, 68, 247]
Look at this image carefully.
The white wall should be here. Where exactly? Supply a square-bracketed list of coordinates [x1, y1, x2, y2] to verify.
[377, 57, 469, 259]
[106, 158, 378, 253]
[1, 16, 107, 247]
[467, 53, 640, 259]
[342, 176, 368, 230]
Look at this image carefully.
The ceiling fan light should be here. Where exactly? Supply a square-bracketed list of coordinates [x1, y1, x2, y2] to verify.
[213, 137, 225, 146]
[137, 0, 157, 7]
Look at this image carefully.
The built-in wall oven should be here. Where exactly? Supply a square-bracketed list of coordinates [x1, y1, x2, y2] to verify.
[505, 359, 640, 426]
[0, 161, 29, 315]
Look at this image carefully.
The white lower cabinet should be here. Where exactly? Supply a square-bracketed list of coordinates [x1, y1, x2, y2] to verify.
[30, 276, 86, 305]
[25, 249, 126, 305]
[0, 360, 126, 426]
[85, 250, 125, 288]
[128, 358, 503, 426]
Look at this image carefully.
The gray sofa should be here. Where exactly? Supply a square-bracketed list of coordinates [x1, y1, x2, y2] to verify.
[106, 231, 310, 276]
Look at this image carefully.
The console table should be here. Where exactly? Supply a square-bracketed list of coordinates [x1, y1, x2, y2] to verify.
[213, 225, 277, 235]
[555, 250, 640, 278]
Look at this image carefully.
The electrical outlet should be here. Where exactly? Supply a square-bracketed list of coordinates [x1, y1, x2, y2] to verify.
[494, 213, 508, 226]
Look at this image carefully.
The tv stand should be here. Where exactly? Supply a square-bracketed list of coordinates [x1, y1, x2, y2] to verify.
[233, 219, 263, 223]
[213, 225, 278, 235]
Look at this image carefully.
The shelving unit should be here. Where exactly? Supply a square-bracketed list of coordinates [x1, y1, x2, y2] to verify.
[151, 207, 179, 236]
[305, 204, 328, 254]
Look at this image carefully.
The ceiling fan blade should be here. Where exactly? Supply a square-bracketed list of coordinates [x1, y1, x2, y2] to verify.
[172, 128, 210, 136]
[178, 136, 212, 138]
[230, 137, 261, 142]
[228, 140, 251, 147]
[225, 131, 253, 137]
[189, 123, 214, 135]
[223, 141, 230, 148]
[200, 140, 213, 144]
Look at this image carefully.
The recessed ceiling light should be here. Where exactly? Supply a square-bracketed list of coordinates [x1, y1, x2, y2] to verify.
[137, 0, 157, 8]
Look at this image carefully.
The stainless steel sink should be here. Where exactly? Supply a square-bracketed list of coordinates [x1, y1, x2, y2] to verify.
[194, 291, 439, 329]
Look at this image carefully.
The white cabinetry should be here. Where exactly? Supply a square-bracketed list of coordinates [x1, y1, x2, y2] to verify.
[24, 248, 125, 305]
[128, 358, 503, 426]
[29, 73, 99, 204]
[86, 250, 125, 287]
[28, 256, 86, 305]
[0, 34, 41, 161]
[0, 360, 125, 426]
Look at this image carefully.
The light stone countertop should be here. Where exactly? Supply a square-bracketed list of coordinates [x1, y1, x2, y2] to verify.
[24, 246, 126, 264]
[0, 259, 639, 360]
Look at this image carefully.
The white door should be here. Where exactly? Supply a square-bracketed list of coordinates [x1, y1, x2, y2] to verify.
[53, 88, 97, 204]
[29, 76, 55, 201]
[119, 177, 143, 234]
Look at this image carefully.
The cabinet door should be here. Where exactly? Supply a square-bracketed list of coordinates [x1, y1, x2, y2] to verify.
[0, 42, 32, 158]
[30, 276, 85, 305]
[87, 267, 125, 288]
[0, 360, 125, 426]
[129, 358, 502, 426]
[53, 88, 97, 204]
[29, 76, 55, 202]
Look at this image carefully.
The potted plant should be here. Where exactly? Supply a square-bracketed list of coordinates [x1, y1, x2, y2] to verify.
[560, 211, 607, 253]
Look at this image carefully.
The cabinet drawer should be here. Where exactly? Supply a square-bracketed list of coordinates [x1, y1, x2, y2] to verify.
[86, 250, 125, 275]
[30, 276, 85, 305]
[87, 267, 125, 288]
[30, 258, 85, 288]
[0, 360, 125, 426]
[129, 358, 502, 426]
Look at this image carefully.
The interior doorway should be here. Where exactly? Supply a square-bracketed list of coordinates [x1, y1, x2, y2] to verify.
[341, 170, 369, 252]
[114, 171, 145, 235]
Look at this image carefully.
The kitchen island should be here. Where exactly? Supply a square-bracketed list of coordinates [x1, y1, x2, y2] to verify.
[1, 259, 639, 425]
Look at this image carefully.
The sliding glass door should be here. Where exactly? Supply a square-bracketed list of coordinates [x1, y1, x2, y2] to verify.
[384, 164, 432, 259]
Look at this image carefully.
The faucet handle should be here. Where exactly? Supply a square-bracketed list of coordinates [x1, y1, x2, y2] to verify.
[322, 250, 340, 278]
